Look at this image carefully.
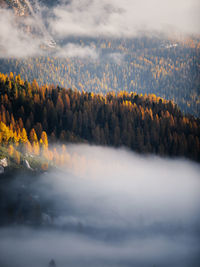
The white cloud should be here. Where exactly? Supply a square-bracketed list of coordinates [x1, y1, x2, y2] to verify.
[56, 43, 99, 59]
[1, 0, 199, 58]
[50, 145, 200, 226]
[0, 6, 98, 59]
[108, 52, 124, 64]
[50, 0, 200, 38]
[0, 9, 43, 58]
[0, 145, 200, 267]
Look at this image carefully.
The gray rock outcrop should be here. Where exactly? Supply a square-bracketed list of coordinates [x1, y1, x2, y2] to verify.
[0, 158, 8, 168]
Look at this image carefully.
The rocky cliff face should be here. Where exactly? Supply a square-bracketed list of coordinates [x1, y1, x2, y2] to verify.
[0, 0, 56, 48]
[0, 0, 29, 16]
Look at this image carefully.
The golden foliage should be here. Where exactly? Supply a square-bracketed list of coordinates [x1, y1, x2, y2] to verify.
[13, 150, 20, 164]
[8, 144, 14, 156]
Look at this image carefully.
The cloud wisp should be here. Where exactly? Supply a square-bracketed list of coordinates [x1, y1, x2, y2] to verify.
[55, 43, 99, 59]
[0, 7, 99, 59]
[0, 0, 199, 58]
[0, 8, 43, 58]
[0, 145, 200, 267]
[50, 0, 200, 38]
[0, 0, 200, 58]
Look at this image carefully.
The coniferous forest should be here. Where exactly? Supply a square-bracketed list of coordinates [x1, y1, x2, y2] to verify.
[0, 72, 199, 162]
[0, 36, 199, 116]
[1, 1, 200, 267]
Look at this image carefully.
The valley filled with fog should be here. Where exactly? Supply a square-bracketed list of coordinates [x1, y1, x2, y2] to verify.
[0, 145, 200, 267]
[0, 0, 200, 266]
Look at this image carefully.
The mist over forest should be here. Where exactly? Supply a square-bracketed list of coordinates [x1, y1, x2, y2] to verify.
[0, 0, 200, 115]
[0, 1, 200, 267]
[0, 145, 200, 267]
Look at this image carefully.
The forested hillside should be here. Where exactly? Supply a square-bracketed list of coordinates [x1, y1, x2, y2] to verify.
[0, 72, 199, 161]
[0, 37, 199, 116]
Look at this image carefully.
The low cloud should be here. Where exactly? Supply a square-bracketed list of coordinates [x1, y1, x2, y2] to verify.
[0, 8, 98, 59]
[108, 53, 124, 64]
[1, 0, 199, 58]
[50, 0, 200, 38]
[0, 9, 43, 58]
[0, 145, 200, 267]
[56, 43, 99, 59]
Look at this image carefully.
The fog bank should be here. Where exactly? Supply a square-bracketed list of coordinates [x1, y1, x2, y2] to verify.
[0, 145, 200, 267]
[0, 0, 200, 58]
[50, 0, 200, 38]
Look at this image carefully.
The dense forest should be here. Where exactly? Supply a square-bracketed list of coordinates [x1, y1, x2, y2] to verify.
[0, 37, 199, 116]
[0, 72, 200, 162]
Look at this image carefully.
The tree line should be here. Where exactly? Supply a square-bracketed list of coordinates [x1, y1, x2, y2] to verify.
[0, 72, 200, 161]
[0, 36, 199, 115]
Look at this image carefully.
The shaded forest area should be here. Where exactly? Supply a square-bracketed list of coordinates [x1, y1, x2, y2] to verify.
[0, 72, 200, 161]
[0, 37, 200, 115]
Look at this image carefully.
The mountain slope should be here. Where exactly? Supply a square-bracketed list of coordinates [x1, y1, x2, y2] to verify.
[0, 72, 199, 161]
[0, 0, 56, 48]
[0, 36, 199, 115]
